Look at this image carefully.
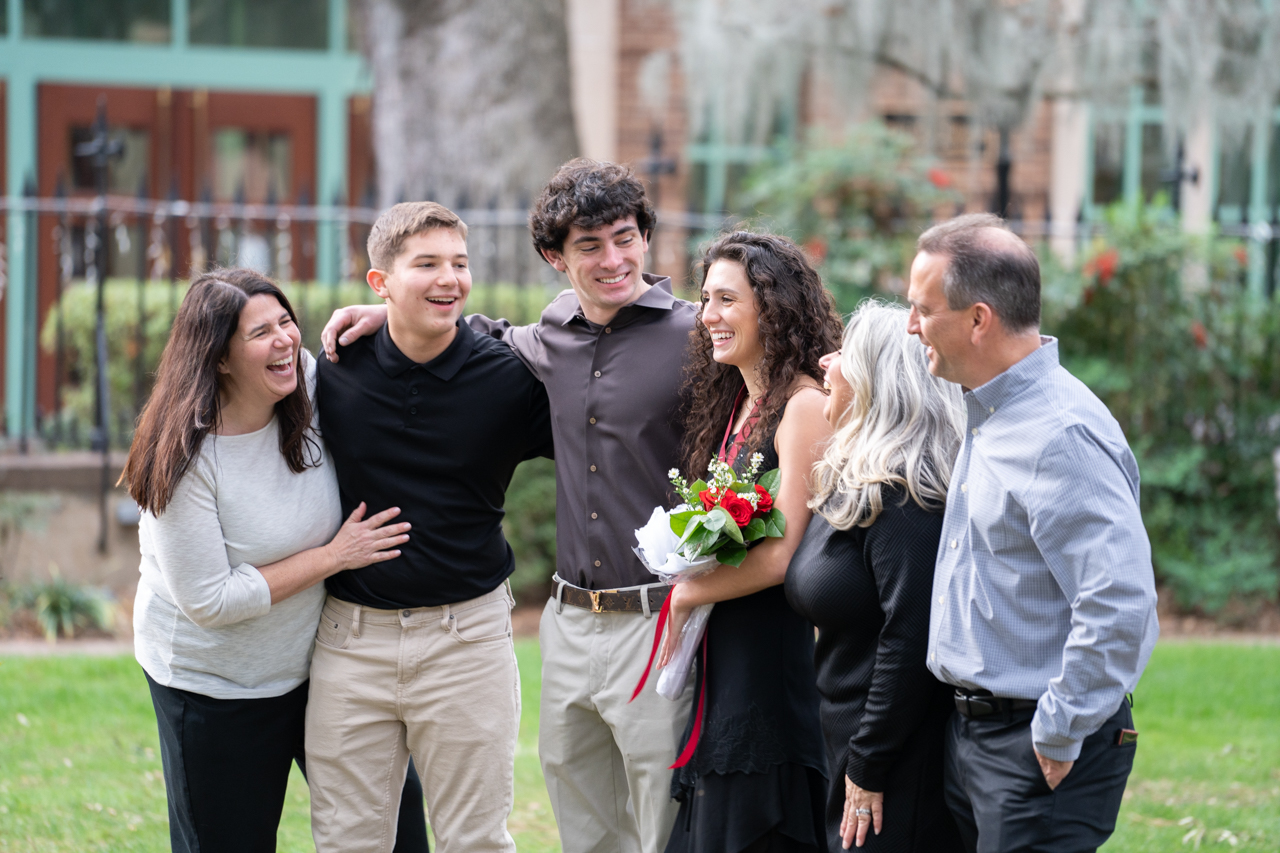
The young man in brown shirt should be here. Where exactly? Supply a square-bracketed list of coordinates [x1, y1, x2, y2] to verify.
[324, 160, 699, 853]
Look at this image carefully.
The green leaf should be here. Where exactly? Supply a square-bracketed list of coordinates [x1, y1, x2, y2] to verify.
[743, 518, 767, 540]
[757, 468, 781, 497]
[690, 479, 709, 496]
[714, 544, 749, 567]
[703, 508, 728, 533]
[730, 481, 751, 494]
[718, 510, 745, 544]
[764, 507, 787, 538]
[669, 509, 700, 537]
[679, 516, 707, 546]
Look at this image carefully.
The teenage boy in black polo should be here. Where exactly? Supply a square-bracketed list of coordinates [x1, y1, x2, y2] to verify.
[306, 202, 553, 853]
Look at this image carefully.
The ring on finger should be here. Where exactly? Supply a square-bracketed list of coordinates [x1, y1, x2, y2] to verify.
[855, 808, 872, 817]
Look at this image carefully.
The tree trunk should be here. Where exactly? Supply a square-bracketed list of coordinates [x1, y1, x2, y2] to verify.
[355, 0, 580, 210]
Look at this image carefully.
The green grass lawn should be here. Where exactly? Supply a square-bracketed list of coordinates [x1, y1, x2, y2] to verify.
[1, 640, 1276, 852]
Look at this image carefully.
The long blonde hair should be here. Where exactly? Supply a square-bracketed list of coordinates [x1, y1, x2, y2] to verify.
[810, 300, 964, 529]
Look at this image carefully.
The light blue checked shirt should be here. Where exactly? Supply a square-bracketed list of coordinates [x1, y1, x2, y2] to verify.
[927, 337, 1159, 762]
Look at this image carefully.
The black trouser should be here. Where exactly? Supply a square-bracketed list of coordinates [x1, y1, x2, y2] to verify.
[145, 672, 429, 853]
[942, 700, 1136, 853]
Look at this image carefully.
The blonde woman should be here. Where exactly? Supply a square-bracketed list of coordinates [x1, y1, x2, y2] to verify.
[785, 301, 966, 852]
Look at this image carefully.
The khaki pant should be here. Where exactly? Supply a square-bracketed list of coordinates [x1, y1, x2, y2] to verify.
[306, 586, 519, 853]
[538, 585, 693, 853]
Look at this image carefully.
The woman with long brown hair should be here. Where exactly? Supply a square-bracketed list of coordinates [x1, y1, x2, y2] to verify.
[659, 232, 843, 853]
[122, 268, 428, 853]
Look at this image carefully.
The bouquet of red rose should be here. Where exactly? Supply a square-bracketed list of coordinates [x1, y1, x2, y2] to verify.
[632, 454, 785, 700]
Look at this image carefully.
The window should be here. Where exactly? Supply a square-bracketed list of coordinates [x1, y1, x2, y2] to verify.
[1216, 128, 1252, 224]
[189, 0, 328, 50]
[23, 0, 170, 42]
[69, 126, 151, 194]
[1092, 122, 1125, 207]
[212, 129, 292, 203]
[1139, 124, 1175, 204]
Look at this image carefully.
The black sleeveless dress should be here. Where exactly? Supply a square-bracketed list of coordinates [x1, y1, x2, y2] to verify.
[664, 412, 828, 853]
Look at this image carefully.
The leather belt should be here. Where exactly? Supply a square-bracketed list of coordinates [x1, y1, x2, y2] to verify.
[555, 579, 670, 614]
[954, 690, 1039, 719]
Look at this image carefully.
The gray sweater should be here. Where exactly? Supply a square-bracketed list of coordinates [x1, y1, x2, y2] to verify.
[134, 353, 340, 699]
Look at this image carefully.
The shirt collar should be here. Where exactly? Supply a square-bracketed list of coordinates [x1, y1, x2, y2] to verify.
[967, 335, 1058, 413]
[562, 273, 676, 327]
[374, 319, 475, 381]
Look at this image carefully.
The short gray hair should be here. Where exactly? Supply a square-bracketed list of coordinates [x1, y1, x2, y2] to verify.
[916, 213, 1041, 332]
[810, 300, 964, 529]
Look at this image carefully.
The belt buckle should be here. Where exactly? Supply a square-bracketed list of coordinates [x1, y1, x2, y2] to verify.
[589, 589, 617, 613]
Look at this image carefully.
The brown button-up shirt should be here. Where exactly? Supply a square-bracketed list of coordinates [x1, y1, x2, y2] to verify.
[469, 273, 698, 590]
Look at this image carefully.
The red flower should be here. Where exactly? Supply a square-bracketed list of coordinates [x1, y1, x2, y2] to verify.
[1233, 245, 1249, 267]
[803, 236, 829, 266]
[1191, 321, 1208, 350]
[718, 490, 754, 527]
[753, 485, 774, 517]
[927, 167, 952, 189]
[1094, 248, 1119, 284]
[699, 489, 717, 511]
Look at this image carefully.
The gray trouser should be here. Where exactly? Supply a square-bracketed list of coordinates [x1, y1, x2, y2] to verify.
[538, 590, 694, 853]
[944, 700, 1137, 853]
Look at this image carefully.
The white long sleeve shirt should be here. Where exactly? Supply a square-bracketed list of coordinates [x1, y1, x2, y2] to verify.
[134, 353, 341, 699]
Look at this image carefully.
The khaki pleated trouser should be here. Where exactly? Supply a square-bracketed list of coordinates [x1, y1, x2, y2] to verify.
[537, 584, 694, 853]
[306, 584, 519, 853]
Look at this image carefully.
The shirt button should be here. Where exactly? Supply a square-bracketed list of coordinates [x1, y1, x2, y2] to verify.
[989, 406, 995, 414]
[960, 483, 967, 493]
[411, 387, 419, 395]
[589, 417, 597, 424]
[590, 465, 597, 472]
[604, 327, 612, 334]
[410, 406, 418, 415]
[938, 595, 945, 605]
[931, 652, 936, 662]
[594, 560, 602, 567]
[950, 539, 958, 549]
[971, 427, 979, 436]
[591, 512, 598, 519]
[594, 370, 601, 378]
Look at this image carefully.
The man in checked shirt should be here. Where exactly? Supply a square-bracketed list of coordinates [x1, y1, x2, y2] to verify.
[905, 213, 1159, 853]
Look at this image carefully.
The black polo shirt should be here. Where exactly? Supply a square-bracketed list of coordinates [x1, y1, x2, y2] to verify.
[317, 319, 553, 608]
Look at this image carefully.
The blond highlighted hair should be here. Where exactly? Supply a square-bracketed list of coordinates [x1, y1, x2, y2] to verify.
[367, 201, 468, 271]
[810, 300, 964, 529]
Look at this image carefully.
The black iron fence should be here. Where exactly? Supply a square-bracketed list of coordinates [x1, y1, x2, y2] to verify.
[0, 192, 727, 453]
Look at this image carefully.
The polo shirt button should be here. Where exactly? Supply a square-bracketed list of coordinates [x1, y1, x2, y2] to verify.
[594, 370, 601, 378]
[594, 560, 602, 567]
[410, 407, 418, 415]
[604, 327, 612, 333]
[589, 417, 597, 424]
[411, 387, 419, 395]
[591, 512, 598, 519]
[590, 465, 597, 472]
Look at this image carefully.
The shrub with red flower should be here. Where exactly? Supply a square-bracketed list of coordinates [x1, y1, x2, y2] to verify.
[1191, 320, 1208, 350]
[927, 167, 953, 189]
[1083, 247, 1120, 285]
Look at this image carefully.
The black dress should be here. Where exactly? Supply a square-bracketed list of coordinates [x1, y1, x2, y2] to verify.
[784, 488, 963, 853]
[665, 418, 828, 853]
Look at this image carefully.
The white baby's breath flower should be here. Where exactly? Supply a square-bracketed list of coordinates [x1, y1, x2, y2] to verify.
[668, 469, 681, 479]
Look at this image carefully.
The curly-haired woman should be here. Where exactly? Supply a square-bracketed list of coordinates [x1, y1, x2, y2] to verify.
[659, 231, 842, 853]
[785, 301, 965, 852]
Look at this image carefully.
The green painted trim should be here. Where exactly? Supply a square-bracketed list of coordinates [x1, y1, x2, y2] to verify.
[328, 0, 346, 54]
[1082, 103, 1096, 221]
[5, 73, 37, 440]
[685, 143, 771, 163]
[316, 85, 348, 282]
[1247, 117, 1269, 297]
[0, 38, 368, 96]
[6, 0, 18, 40]
[171, 0, 187, 49]
[1123, 87, 1144, 204]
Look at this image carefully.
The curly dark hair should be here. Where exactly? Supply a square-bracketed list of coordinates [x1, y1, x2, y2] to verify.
[529, 158, 656, 257]
[681, 231, 843, 478]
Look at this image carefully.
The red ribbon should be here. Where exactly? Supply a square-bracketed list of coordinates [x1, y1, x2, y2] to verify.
[630, 593, 672, 702]
[670, 634, 708, 769]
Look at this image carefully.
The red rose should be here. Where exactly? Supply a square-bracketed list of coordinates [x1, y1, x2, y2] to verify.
[753, 485, 774, 517]
[699, 489, 717, 511]
[718, 490, 754, 527]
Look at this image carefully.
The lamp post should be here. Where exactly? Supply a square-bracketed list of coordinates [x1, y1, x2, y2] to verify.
[73, 98, 124, 554]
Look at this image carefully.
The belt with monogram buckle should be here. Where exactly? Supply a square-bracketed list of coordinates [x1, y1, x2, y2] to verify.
[555, 579, 670, 614]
